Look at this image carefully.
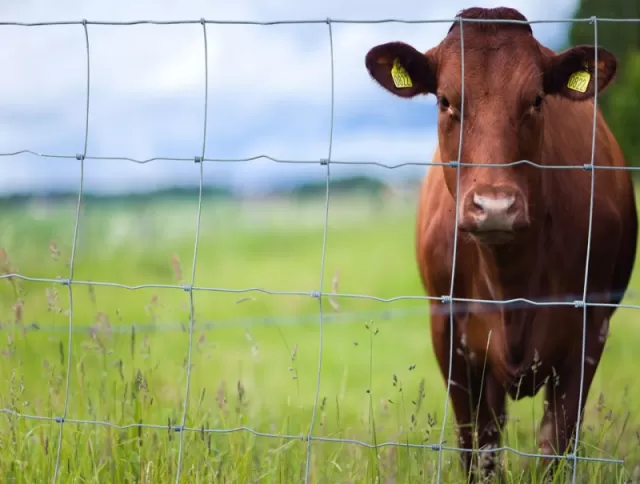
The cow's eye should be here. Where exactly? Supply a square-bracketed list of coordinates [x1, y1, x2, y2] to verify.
[532, 95, 543, 109]
[439, 96, 450, 110]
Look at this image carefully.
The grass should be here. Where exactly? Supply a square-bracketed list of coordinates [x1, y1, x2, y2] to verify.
[0, 190, 639, 483]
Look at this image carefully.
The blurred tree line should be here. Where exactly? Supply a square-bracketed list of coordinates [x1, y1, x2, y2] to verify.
[568, 0, 640, 167]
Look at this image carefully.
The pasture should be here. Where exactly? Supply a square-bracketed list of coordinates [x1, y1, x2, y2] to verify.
[0, 186, 638, 483]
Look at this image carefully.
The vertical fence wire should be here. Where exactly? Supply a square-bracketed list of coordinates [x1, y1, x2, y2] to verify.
[303, 18, 335, 483]
[435, 15, 465, 484]
[571, 16, 600, 484]
[52, 19, 91, 484]
[173, 18, 209, 484]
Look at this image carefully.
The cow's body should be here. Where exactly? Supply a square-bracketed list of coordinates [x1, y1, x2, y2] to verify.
[365, 6, 637, 480]
[416, 93, 637, 469]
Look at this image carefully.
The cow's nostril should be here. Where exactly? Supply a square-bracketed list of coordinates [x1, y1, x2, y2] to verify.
[472, 193, 484, 211]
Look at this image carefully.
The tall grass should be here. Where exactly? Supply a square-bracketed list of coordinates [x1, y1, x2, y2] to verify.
[0, 193, 637, 482]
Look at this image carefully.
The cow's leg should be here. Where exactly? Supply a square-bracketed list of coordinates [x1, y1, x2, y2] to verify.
[431, 312, 506, 481]
[473, 370, 507, 480]
[537, 312, 608, 479]
[431, 311, 476, 476]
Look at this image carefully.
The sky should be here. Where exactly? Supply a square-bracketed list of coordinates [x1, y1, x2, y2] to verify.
[0, 0, 580, 196]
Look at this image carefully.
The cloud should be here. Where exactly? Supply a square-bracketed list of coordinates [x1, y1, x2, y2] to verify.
[0, 0, 579, 195]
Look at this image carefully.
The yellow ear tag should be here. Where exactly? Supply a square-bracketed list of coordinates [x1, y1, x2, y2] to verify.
[567, 70, 591, 93]
[391, 58, 413, 89]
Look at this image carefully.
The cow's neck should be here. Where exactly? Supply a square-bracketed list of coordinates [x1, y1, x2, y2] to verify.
[483, 213, 549, 299]
[479, 213, 550, 368]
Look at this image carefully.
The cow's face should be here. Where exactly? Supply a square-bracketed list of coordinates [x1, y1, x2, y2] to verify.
[365, 7, 617, 245]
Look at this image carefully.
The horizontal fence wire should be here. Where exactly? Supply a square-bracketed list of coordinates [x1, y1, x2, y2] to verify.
[0, 14, 637, 484]
[7, 150, 640, 171]
[0, 17, 638, 26]
[2, 272, 640, 310]
[1, 289, 634, 334]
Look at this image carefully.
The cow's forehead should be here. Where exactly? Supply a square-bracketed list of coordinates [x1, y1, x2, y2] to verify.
[435, 33, 544, 97]
[438, 28, 541, 64]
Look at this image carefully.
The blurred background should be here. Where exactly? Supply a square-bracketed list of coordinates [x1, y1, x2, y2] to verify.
[0, 0, 638, 482]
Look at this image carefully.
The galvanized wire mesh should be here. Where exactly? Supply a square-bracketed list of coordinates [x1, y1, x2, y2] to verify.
[0, 14, 637, 484]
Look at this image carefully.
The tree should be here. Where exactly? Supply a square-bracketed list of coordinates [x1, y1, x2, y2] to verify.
[567, 0, 640, 167]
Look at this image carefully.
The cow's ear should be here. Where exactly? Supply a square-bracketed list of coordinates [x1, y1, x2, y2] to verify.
[543, 45, 617, 101]
[365, 42, 437, 98]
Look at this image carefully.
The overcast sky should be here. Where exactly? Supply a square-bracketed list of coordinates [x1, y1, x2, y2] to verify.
[0, 0, 579, 196]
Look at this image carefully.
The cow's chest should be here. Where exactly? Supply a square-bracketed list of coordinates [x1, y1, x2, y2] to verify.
[459, 304, 577, 398]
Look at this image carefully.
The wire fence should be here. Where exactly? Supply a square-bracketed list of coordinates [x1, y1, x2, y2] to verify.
[4, 286, 635, 334]
[0, 13, 639, 484]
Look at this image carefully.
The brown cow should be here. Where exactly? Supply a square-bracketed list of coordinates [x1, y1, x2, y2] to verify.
[365, 6, 637, 481]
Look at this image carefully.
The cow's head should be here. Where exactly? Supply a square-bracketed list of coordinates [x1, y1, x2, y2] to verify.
[365, 7, 617, 245]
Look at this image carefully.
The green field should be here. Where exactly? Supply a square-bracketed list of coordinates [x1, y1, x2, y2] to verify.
[0, 189, 638, 483]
